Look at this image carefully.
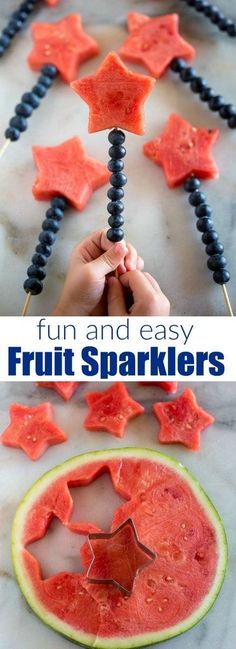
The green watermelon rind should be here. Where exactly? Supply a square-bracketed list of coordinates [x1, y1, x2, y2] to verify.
[11, 447, 228, 649]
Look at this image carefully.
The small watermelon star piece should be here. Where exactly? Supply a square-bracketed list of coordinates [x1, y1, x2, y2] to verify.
[119, 12, 195, 79]
[71, 51, 156, 134]
[144, 114, 219, 187]
[0, 402, 67, 460]
[28, 14, 99, 83]
[84, 383, 145, 438]
[32, 137, 110, 210]
[153, 388, 214, 451]
[45, 0, 60, 5]
[139, 382, 178, 393]
[87, 519, 155, 595]
[37, 382, 80, 401]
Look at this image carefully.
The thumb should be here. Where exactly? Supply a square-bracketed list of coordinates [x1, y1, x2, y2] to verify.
[89, 241, 127, 279]
[107, 276, 127, 316]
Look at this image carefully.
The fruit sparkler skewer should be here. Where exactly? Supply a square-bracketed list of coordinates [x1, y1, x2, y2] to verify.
[71, 52, 155, 243]
[119, 12, 236, 130]
[0, 0, 61, 60]
[21, 137, 109, 316]
[0, 14, 99, 157]
[178, 0, 236, 38]
[144, 114, 233, 316]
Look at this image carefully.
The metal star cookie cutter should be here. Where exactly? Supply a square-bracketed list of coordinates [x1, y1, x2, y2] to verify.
[86, 518, 156, 596]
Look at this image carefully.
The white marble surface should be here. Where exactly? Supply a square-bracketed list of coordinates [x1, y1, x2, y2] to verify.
[0, 379, 236, 649]
[0, 0, 236, 315]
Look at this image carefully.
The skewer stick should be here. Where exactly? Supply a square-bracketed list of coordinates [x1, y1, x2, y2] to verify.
[222, 284, 234, 317]
[0, 139, 10, 160]
[21, 292, 32, 317]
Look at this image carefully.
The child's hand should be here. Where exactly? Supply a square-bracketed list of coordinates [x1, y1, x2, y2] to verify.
[107, 271, 170, 316]
[52, 230, 144, 316]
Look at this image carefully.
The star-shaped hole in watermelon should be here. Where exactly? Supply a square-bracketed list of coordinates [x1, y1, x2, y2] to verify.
[84, 383, 145, 438]
[119, 12, 195, 79]
[87, 519, 156, 595]
[37, 382, 80, 401]
[32, 136, 110, 210]
[71, 51, 156, 134]
[143, 114, 219, 187]
[0, 402, 67, 460]
[153, 388, 215, 451]
[28, 14, 99, 83]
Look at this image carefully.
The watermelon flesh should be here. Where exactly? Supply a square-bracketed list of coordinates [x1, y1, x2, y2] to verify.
[12, 448, 227, 647]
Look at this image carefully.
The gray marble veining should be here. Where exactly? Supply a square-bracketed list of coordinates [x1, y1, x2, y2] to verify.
[0, 380, 236, 649]
[0, 0, 236, 315]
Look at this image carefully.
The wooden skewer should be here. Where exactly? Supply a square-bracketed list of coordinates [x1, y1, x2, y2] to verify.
[21, 292, 32, 317]
[0, 140, 10, 160]
[222, 284, 234, 317]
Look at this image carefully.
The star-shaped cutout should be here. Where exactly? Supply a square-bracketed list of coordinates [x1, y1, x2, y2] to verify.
[153, 388, 214, 451]
[143, 114, 219, 187]
[0, 402, 67, 460]
[32, 137, 110, 210]
[71, 51, 155, 134]
[84, 383, 144, 438]
[37, 382, 80, 401]
[87, 519, 155, 595]
[119, 12, 195, 79]
[28, 14, 99, 83]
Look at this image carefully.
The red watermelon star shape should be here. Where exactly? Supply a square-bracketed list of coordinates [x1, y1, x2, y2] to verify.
[153, 388, 214, 451]
[87, 519, 155, 594]
[0, 402, 67, 460]
[143, 114, 219, 187]
[84, 383, 145, 438]
[139, 381, 178, 393]
[71, 51, 156, 134]
[45, 0, 60, 5]
[119, 12, 195, 79]
[36, 382, 80, 401]
[32, 137, 110, 210]
[28, 14, 99, 83]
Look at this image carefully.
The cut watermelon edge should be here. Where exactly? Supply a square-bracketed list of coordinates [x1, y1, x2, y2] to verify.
[12, 447, 228, 649]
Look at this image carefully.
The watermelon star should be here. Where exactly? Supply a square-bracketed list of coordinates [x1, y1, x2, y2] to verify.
[87, 519, 155, 594]
[84, 383, 144, 438]
[139, 382, 178, 393]
[28, 14, 99, 83]
[32, 137, 110, 210]
[0, 402, 67, 460]
[144, 114, 219, 187]
[37, 382, 80, 401]
[153, 388, 214, 451]
[71, 51, 155, 134]
[119, 12, 195, 79]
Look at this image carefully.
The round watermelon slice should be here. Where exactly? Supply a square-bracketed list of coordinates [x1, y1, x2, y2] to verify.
[12, 448, 227, 648]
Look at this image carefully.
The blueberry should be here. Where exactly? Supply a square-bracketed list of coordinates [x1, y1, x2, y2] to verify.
[107, 228, 124, 242]
[15, 102, 33, 117]
[189, 191, 206, 206]
[108, 129, 125, 145]
[184, 177, 201, 192]
[213, 269, 230, 284]
[107, 187, 124, 201]
[107, 201, 124, 215]
[5, 126, 20, 141]
[196, 217, 214, 232]
[24, 277, 43, 295]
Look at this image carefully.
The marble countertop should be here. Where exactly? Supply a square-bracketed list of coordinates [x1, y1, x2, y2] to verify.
[0, 379, 236, 649]
[0, 0, 236, 316]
